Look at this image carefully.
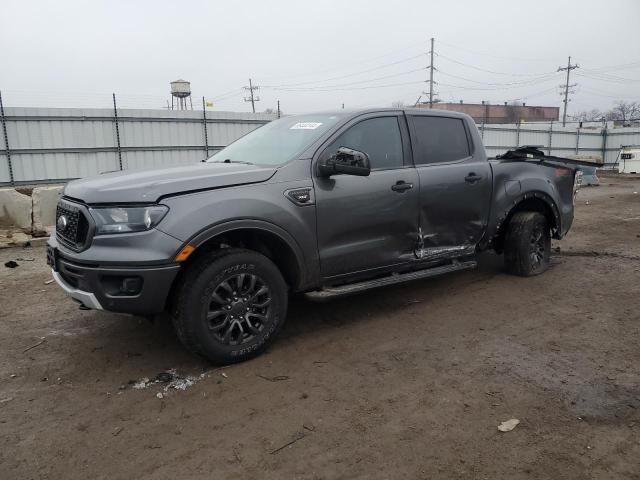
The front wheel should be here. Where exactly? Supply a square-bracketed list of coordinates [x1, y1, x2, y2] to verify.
[503, 211, 551, 276]
[171, 248, 288, 364]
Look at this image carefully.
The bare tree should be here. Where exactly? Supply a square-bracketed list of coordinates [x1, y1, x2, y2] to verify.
[572, 109, 604, 122]
[391, 101, 405, 108]
[505, 101, 524, 123]
[605, 100, 640, 122]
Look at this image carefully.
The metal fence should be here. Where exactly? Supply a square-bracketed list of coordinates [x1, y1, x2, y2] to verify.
[0, 104, 276, 186]
[2, 105, 640, 186]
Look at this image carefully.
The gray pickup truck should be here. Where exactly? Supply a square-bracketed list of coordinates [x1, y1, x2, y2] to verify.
[47, 108, 587, 363]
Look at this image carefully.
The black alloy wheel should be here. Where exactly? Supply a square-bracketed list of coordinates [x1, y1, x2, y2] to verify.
[207, 273, 272, 346]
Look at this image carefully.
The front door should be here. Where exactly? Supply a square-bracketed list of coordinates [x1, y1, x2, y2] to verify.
[314, 114, 419, 279]
[408, 114, 492, 258]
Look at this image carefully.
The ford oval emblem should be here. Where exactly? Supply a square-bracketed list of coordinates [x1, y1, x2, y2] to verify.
[57, 215, 68, 231]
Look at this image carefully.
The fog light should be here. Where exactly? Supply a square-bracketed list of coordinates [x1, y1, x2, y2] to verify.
[120, 277, 142, 295]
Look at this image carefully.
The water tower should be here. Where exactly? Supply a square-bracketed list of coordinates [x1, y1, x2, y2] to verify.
[170, 79, 193, 110]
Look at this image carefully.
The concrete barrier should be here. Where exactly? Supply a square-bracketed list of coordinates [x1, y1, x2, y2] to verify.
[32, 185, 64, 235]
[0, 188, 32, 233]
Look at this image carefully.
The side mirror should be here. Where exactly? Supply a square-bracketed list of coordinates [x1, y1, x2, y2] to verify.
[318, 147, 371, 177]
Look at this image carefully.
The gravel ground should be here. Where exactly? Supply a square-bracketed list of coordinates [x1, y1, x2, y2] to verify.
[1, 179, 639, 480]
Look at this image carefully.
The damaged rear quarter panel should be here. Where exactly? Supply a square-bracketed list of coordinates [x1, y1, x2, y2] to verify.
[485, 160, 574, 246]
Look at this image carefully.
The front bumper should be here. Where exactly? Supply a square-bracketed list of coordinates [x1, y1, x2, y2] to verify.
[52, 269, 104, 310]
[48, 243, 181, 315]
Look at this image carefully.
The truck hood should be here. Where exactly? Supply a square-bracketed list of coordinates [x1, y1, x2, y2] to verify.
[63, 163, 277, 204]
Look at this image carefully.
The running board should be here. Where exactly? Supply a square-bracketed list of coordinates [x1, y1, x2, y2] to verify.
[306, 260, 477, 300]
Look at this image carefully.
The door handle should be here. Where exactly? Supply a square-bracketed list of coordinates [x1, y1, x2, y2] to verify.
[391, 181, 413, 192]
[465, 172, 482, 183]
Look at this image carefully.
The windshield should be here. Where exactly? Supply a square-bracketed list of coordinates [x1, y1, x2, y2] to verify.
[206, 114, 343, 166]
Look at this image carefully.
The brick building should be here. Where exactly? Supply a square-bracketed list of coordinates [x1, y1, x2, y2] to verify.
[416, 101, 559, 123]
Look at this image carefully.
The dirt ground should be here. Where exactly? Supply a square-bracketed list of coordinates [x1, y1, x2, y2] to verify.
[1, 178, 639, 480]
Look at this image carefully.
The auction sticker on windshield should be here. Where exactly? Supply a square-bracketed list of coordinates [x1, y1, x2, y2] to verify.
[290, 122, 323, 130]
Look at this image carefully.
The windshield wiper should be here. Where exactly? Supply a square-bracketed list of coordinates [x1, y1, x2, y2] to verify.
[210, 158, 254, 165]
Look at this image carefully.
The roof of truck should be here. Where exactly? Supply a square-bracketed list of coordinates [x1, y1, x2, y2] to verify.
[289, 108, 473, 121]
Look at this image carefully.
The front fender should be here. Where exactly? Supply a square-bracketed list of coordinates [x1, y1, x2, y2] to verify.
[156, 179, 320, 290]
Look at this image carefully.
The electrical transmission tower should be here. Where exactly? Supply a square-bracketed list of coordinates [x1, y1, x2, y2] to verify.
[424, 37, 438, 108]
[558, 56, 579, 126]
[243, 78, 260, 113]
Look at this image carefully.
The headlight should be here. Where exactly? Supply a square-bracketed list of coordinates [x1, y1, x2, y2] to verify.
[89, 205, 169, 235]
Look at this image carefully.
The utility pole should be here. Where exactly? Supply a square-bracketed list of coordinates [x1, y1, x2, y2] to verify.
[558, 56, 579, 126]
[422, 38, 437, 108]
[428, 37, 434, 108]
[277, 100, 281, 118]
[243, 78, 260, 113]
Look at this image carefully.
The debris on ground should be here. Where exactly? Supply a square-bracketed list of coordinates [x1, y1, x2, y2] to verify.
[155, 372, 175, 383]
[112, 426, 124, 436]
[23, 338, 46, 353]
[126, 369, 206, 394]
[4, 261, 19, 268]
[498, 418, 520, 432]
[132, 378, 151, 390]
[156, 392, 164, 399]
[221, 372, 228, 378]
[257, 374, 290, 382]
[270, 430, 308, 455]
[15, 257, 34, 261]
[44, 279, 54, 285]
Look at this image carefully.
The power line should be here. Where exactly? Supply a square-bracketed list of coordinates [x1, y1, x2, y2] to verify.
[263, 54, 424, 88]
[578, 60, 640, 74]
[266, 67, 426, 91]
[436, 39, 550, 63]
[558, 56, 579, 126]
[264, 80, 425, 93]
[437, 53, 555, 77]
[575, 72, 640, 84]
[437, 70, 558, 87]
[258, 40, 425, 84]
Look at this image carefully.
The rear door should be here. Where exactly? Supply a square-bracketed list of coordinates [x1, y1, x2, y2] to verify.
[407, 114, 491, 256]
[314, 113, 419, 278]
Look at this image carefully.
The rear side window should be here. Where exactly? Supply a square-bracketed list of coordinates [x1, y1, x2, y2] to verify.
[324, 117, 403, 170]
[411, 116, 471, 165]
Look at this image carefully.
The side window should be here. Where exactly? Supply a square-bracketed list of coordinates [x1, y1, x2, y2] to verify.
[324, 117, 403, 170]
[411, 116, 471, 165]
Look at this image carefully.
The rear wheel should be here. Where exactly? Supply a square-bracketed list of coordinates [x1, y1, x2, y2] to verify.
[504, 211, 551, 276]
[171, 248, 288, 364]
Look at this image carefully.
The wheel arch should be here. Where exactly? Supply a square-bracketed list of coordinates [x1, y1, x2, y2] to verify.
[177, 220, 306, 291]
[491, 191, 561, 253]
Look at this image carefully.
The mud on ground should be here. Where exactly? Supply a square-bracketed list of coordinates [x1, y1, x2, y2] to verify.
[1, 180, 639, 479]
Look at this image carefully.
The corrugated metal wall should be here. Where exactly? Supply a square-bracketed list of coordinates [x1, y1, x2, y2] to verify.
[2, 108, 639, 185]
[0, 107, 276, 185]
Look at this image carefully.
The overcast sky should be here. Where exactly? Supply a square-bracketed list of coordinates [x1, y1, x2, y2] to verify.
[1, 0, 639, 115]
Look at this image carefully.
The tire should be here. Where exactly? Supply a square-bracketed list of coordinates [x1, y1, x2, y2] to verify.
[171, 248, 288, 364]
[503, 211, 551, 277]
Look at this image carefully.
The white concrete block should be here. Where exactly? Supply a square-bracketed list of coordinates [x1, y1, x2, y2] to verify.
[0, 188, 32, 233]
[32, 185, 63, 235]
